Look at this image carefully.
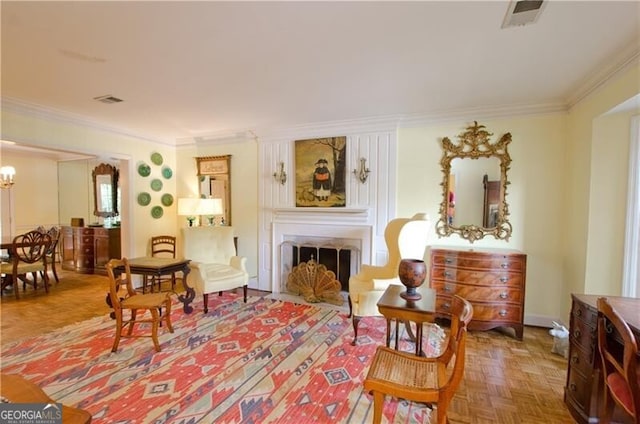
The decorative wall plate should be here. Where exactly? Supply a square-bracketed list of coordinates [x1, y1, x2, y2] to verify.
[137, 192, 151, 206]
[151, 152, 163, 166]
[161, 193, 174, 207]
[137, 163, 151, 177]
[150, 179, 163, 192]
[162, 166, 173, 179]
[151, 206, 164, 219]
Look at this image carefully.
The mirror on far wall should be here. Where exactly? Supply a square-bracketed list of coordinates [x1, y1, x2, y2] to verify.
[92, 163, 119, 218]
[196, 155, 231, 225]
[436, 121, 512, 243]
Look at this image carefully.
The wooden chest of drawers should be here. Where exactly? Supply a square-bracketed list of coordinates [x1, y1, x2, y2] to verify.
[564, 294, 640, 423]
[565, 294, 599, 423]
[429, 247, 527, 340]
[61, 226, 121, 275]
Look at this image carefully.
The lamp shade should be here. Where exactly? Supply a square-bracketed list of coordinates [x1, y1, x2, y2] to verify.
[177, 198, 199, 216]
[196, 198, 223, 216]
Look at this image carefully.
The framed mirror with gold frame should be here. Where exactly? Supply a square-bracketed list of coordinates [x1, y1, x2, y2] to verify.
[436, 122, 512, 243]
[196, 155, 231, 226]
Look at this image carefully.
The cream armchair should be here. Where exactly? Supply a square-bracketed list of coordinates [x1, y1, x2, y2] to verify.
[348, 213, 430, 344]
[182, 226, 249, 313]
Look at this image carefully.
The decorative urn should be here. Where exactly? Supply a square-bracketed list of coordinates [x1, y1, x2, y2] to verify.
[398, 258, 427, 300]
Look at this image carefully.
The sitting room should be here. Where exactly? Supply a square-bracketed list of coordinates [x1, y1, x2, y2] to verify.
[1, 2, 639, 423]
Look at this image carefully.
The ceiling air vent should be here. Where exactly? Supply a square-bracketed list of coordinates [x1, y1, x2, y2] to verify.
[94, 95, 123, 104]
[501, 0, 546, 28]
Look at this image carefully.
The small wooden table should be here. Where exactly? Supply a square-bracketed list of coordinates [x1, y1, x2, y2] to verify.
[111, 257, 194, 314]
[377, 284, 437, 356]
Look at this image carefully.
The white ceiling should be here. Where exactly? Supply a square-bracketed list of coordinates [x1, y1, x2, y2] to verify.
[2, 1, 639, 145]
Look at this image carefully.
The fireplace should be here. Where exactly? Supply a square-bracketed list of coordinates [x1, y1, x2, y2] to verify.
[287, 242, 355, 292]
[271, 213, 372, 295]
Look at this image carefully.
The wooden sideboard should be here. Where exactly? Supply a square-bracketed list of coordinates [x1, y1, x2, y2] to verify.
[429, 247, 527, 340]
[564, 294, 640, 424]
[61, 226, 121, 275]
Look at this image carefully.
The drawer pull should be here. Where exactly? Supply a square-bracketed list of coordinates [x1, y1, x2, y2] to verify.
[445, 258, 453, 264]
[443, 302, 451, 310]
[569, 383, 577, 392]
[444, 271, 452, 278]
[573, 329, 581, 339]
[570, 354, 579, 365]
[444, 285, 452, 293]
[500, 262, 508, 269]
[576, 308, 583, 317]
[500, 276, 509, 283]
[499, 310, 507, 317]
[499, 292, 508, 299]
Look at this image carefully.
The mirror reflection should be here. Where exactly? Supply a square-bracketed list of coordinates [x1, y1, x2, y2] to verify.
[196, 155, 231, 226]
[92, 163, 119, 218]
[436, 122, 512, 243]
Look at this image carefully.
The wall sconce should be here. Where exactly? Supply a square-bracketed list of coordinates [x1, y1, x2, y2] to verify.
[353, 158, 370, 184]
[0, 166, 16, 189]
[178, 198, 199, 227]
[273, 162, 287, 185]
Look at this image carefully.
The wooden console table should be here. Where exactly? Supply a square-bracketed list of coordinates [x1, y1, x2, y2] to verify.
[564, 294, 640, 424]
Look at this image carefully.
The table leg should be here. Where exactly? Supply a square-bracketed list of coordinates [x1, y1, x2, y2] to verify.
[385, 318, 391, 347]
[416, 323, 423, 356]
[394, 320, 400, 350]
[176, 265, 194, 314]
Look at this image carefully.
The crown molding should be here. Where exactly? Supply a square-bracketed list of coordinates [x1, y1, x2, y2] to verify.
[566, 43, 640, 109]
[1, 97, 175, 147]
[398, 102, 568, 128]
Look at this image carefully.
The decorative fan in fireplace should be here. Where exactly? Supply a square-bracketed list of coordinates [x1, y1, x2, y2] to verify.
[286, 257, 344, 306]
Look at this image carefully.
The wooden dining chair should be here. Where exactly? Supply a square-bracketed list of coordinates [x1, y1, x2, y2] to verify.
[364, 295, 473, 424]
[143, 235, 178, 293]
[36, 226, 61, 283]
[597, 297, 640, 423]
[0, 231, 51, 299]
[106, 258, 174, 352]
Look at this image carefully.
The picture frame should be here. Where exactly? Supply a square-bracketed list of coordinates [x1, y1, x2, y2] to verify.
[294, 136, 346, 207]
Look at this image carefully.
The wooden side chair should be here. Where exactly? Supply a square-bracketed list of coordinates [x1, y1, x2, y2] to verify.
[106, 258, 174, 352]
[0, 230, 51, 299]
[37, 226, 61, 283]
[597, 297, 640, 423]
[143, 235, 178, 293]
[364, 295, 473, 424]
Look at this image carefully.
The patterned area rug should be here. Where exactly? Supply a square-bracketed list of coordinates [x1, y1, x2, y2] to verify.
[1, 294, 443, 423]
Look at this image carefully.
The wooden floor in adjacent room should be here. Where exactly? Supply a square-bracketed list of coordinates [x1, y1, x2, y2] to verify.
[0, 269, 575, 423]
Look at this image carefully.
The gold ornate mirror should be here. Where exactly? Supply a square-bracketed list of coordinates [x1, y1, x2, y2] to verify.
[196, 155, 231, 225]
[92, 163, 119, 218]
[436, 122, 512, 243]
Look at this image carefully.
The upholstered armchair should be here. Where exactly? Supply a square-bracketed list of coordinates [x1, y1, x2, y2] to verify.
[182, 226, 249, 313]
[348, 213, 430, 344]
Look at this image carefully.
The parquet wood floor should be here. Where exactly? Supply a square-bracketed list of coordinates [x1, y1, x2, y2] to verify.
[0, 270, 575, 423]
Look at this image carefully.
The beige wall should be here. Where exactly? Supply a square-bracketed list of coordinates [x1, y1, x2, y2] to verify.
[398, 114, 568, 324]
[1, 108, 178, 258]
[564, 63, 640, 321]
[176, 141, 259, 279]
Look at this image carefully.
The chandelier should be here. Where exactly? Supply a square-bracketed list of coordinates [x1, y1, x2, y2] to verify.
[0, 166, 16, 189]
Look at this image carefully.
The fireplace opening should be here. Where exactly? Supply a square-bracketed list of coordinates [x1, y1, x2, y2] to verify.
[292, 246, 351, 291]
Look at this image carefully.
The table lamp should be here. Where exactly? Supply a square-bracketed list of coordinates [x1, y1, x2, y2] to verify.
[178, 198, 199, 227]
[197, 198, 224, 226]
